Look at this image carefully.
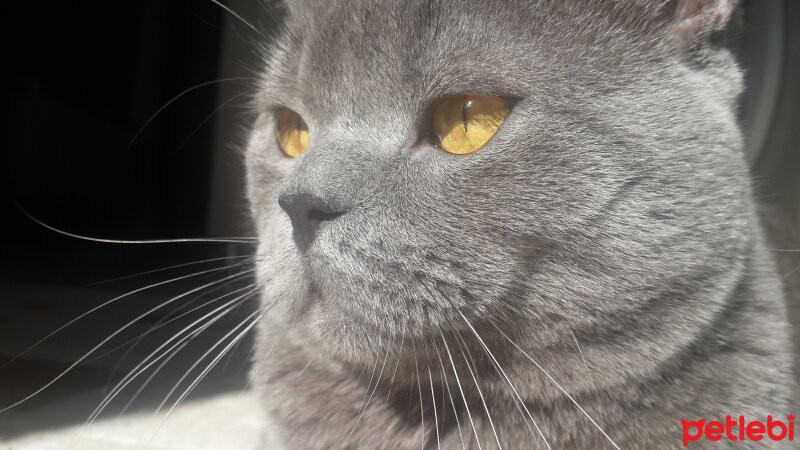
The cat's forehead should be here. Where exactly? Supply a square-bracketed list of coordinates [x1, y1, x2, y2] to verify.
[259, 0, 665, 122]
[264, 1, 519, 115]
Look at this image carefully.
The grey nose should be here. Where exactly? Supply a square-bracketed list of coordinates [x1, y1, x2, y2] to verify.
[278, 192, 347, 251]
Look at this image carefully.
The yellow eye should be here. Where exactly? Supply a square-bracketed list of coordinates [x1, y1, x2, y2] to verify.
[276, 108, 309, 157]
[432, 95, 510, 154]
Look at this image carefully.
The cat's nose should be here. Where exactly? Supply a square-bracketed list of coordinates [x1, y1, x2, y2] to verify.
[277, 191, 347, 251]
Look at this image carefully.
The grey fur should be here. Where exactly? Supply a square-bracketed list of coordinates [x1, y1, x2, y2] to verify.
[244, 0, 795, 448]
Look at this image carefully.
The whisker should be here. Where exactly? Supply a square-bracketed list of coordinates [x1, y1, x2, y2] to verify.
[571, 330, 601, 404]
[92, 275, 254, 373]
[82, 286, 258, 426]
[151, 310, 262, 421]
[383, 331, 405, 409]
[354, 365, 367, 385]
[434, 344, 465, 450]
[101, 285, 257, 409]
[99, 271, 254, 387]
[439, 331, 482, 450]
[457, 313, 549, 449]
[209, 0, 266, 38]
[127, 77, 253, 150]
[152, 298, 275, 419]
[83, 298, 240, 431]
[0, 271, 246, 412]
[492, 325, 621, 450]
[453, 333, 502, 449]
[0, 261, 250, 372]
[350, 350, 381, 425]
[428, 366, 440, 450]
[15, 201, 257, 244]
[73, 294, 255, 449]
[220, 322, 252, 374]
[87, 255, 253, 286]
[145, 309, 263, 445]
[340, 338, 392, 448]
[173, 93, 245, 153]
[296, 360, 312, 377]
[118, 318, 215, 416]
[413, 341, 425, 449]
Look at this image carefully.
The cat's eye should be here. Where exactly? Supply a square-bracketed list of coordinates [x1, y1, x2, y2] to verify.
[431, 95, 510, 154]
[276, 108, 309, 158]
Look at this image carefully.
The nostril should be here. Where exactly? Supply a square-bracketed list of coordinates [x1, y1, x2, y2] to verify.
[277, 191, 348, 251]
[307, 208, 346, 223]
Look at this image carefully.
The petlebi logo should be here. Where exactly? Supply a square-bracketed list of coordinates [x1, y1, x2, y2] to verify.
[681, 414, 795, 447]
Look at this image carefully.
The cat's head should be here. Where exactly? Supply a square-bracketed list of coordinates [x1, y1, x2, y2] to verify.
[246, 0, 747, 368]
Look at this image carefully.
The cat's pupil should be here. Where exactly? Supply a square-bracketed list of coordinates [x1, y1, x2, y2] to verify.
[462, 100, 472, 132]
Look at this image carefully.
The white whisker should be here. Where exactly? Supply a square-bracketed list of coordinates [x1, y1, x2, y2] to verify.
[296, 360, 312, 377]
[127, 77, 253, 150]
[494, 325, 621, 450]
[383, 331, 405, 409]
[16, 200, 257, 244]
[87, 255, 253, 286]
[458, 313, 550, 449]
[85, 311, 217, 434]
[83, 287, 258, 428]
[118, 287, 258, 415]
[571, 330, 601, 404]
[71, 299, 249, 448]
[440, 332, 482, 450]
[434, 344, 465, 450]
[98, 277, 254, 385]
[341, 339, 392, 448]
[174, 93, 246, 153]
[153, 306, 263, 416]
[209, 0, 266, 38]
[413, 342, 425, 449]
[0, 270, 250, 412]
[145, 310, 263, 445]
[428, 366, 440, 450]
[453, 334, 502, 450]
[1, 263, 250, 373]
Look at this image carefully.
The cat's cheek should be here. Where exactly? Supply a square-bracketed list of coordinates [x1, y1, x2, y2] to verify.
[256, 216, 309, 317]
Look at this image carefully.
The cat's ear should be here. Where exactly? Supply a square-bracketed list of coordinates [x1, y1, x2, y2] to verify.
[662, 0, 735, 47]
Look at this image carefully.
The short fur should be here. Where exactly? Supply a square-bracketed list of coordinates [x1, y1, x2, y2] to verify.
[245, 1, 795, 448]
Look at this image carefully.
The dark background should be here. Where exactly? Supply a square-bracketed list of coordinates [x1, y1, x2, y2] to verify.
[3, 1, 230, 280]
[4, 1, 223, 237]
[0, 0, 279, 439]
[0, 0, 798, 441]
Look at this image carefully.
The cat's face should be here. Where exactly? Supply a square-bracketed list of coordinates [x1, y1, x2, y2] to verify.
[246, 0, 748, 366]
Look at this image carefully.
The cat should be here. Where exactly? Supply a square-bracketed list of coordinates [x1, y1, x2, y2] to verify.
[244, 0, 796, 448]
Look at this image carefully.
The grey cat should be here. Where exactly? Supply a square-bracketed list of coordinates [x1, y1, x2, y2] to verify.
[244, 0, 795, 448]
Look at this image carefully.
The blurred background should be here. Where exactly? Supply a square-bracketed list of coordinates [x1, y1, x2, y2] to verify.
[0, 0, 798, 448]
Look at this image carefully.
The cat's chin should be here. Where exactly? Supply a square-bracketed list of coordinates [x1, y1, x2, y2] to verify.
[269, 230, 520, 367]
[292, 281, 423, 366]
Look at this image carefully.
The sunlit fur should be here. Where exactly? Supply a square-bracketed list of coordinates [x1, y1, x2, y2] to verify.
[245, 0, 795, 448]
